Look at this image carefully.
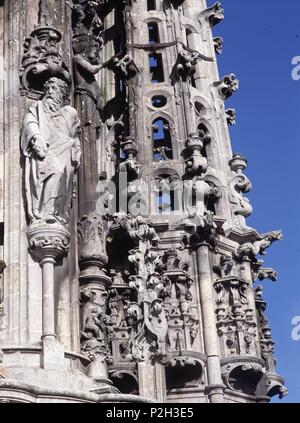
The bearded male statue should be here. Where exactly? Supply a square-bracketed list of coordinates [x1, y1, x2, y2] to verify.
[21, 77, 81, 224]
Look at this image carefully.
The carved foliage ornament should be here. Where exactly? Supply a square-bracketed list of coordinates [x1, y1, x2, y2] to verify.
[110, 213, 159, 245]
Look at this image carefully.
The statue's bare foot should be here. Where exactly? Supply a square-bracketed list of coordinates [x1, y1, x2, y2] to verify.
[31, 210, 42, 224]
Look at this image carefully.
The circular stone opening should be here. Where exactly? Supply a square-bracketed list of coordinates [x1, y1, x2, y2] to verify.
[152, 96, 167, 108]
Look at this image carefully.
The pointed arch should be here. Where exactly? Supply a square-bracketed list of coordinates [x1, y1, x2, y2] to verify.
[152, 117, 173, 161]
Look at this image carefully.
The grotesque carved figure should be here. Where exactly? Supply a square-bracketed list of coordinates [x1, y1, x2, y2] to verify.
[226, 108, 236, 126]
[173, 51, 200, 83]
[215, 74, 239, 100]
[214, 37, 223, 55]
[199, 2, 225, 27]
[80, 287, 108, 359]
[213, 255, 235, 279]
[21, 77, 81, 224]
[235, 231, 283, 261]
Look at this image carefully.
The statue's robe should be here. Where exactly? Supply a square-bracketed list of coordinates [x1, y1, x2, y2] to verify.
[21, 101, 81, 222]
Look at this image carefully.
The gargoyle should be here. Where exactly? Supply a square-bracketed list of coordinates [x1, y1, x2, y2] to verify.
[235, 231, 283, 261]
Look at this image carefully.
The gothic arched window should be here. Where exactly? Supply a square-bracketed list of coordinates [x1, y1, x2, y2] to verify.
[185, 28, 193, 49]
[148, 22, 160, 44]
[152, 118, 173, 161]
[149, 53, 164, 83]
[195, 102, 205, 116]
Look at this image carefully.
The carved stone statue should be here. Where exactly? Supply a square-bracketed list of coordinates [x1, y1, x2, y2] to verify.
[73, 36, 103, 133]
[21, 77, 81, 224]
[80, 287, 109, 360]
[229, 154, 253, 229]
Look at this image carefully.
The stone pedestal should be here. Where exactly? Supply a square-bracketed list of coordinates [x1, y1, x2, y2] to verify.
[27, 223, 70, 369]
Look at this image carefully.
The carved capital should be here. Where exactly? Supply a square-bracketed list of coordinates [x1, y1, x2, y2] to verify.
[27, 223, 70, 262]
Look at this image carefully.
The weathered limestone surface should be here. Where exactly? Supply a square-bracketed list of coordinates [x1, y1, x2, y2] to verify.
[0, 0, 286, 403]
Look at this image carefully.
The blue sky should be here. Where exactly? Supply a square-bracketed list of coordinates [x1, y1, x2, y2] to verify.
[212, 0, 300, 402]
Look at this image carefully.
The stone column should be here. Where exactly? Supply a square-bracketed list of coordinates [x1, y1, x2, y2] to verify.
[239, 258, 261, 356]
[0, 260, 6, 321]
[27, 223, 70, 369]
[138, 362, 166, 402]
[191, 221, 225, 403]
[78, 213, 113, 389]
